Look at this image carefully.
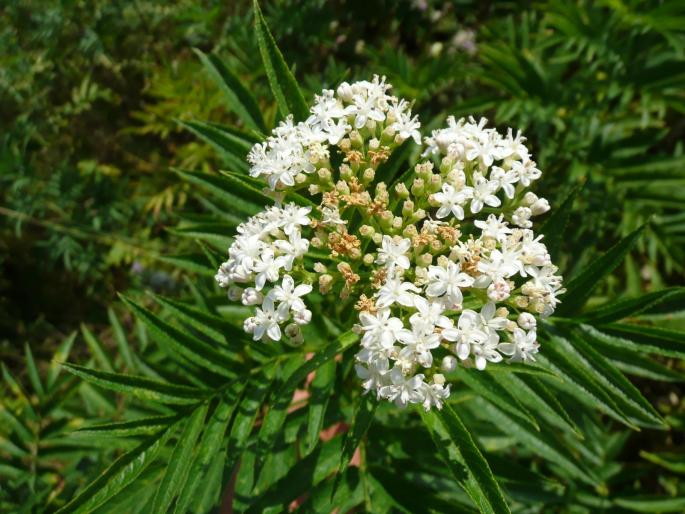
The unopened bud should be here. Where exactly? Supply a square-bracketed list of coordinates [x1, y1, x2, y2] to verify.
[441, 356, 457, 373]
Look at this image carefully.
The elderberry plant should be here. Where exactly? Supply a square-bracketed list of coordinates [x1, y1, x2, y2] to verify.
[215, 78, 564, 411]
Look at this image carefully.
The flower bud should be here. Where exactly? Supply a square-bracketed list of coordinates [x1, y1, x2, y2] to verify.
[487, 280, 511, 301]
[531, 198, 550, 216]
[295, 173, 307, 184]
[359, 225, 375, 238]
[241, 287, 263, 306]
[313, 262, 327, 273]
[518, 312, 537, 330]
[243, 317, 257, 334]
[362, 167, 375, 184]
[317, 168, 332, 182]
[402, 200, 415, 217]
[337, 82, 353, 101]
[417, 253, 433, 267]
[350, 130, 363, 148]
[284, 323, 304, 345]
[363, 253, 374, 266]
[319, 274, 334, 294]
[395, 182, 410, 199]
[411, 178, 425, 196]
[227, 286, 243, 302]
[294, 308, 312, 325]
[522, 192, 538, 206]
[433, 373, 446, 386]
[441, 356, 457, 373]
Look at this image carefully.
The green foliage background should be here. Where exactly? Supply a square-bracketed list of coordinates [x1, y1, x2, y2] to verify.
[1, 1, 684, 513]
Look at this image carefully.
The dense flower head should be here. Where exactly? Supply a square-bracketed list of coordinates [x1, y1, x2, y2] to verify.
[216, 76, 564, 410]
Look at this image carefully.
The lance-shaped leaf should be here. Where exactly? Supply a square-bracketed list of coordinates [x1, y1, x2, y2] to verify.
[333, 393, 378, 498]
[55, 422, 177, 514]
[304, 358, 336, 454]
[591, 323, 685, 359]
[150, 403, 209, 514]
[253, 0, 309, 121]
[193, 48, 267, 134]
[75, 415, 180, 439]
[62, 363, 211, 405]
[174, 169, 261, 216]
[580, 287, 685, 324]
[422, 403, 511, 514]
[174, 386, 244, 514]
[539, 185, 580, 260]
[555, 225, 645, 316]
[178, 119, 251, 172]
[120, 295, 238, 378]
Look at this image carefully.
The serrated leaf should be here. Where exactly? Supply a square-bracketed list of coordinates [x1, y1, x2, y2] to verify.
[304, 359, 336, 454]
[279, 331, 358, 398]
[539, 185, 580, 260]
[422, 403, 511, 514]
[24, 343, 45, 398]
[562, 329, 665, 427]
[455, 367, 539, 430]
[81, 323, 114, 373]
[150, 403, 209, 514]
[193, 48, 267, 134]
[473, 398, 594, 486]
[178, 119, 250, 172]
[334, 394, 377, 497]
[174, 386, 243, 514]
[253, 0, 309, 121]
[174, 169, 261, 216]
[55, 423, 176, 514]
[591, 322, 685, 359]
[75, 415, 180, 439]
[580, 287, 685, 324]
[556, 225, 645, 316]
[62, 363, 211, 405]
[120, 295, 238, 379]
[108, 308, 135, 371]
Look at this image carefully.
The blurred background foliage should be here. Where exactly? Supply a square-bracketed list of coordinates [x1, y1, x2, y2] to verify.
[1, 0, 684, 512]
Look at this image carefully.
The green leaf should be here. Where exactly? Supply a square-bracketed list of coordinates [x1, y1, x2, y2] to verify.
[253, 0, 309, 121]
[75, 415, 180, 439]
[193, 48, 267, 134]
[613, 495, 685, 512]
[580, 287, 685, 324]
[304, 359, 336, 454]
[490, 372, 581, 436]
[536, 336, 636, 427]
[108, 308, 135, 371]
[556, 225, 645, 316]
[150, 403, 209, 514]
[178, 119, 251, 172]
[334, 394, 378, 497]
[174, 169, 261, 216]
[422, 403, 511, 514]
[279, 331, 358, 398]
[590, 323, 685, 359]
[539, 185, 580, 260]
[120, 295, 238, 379]
[174, 387, 243, 514]
[218, 169, 316, 208]
[55, 423, 177, 514]
[24, 343, 45, 398]
[562, 330, 665, 427]
[454, 367, 539, 431]
[640, 450, 685, 474]
[62, 363, 211, 405]
[473, 398, 594, 485]
[81, 323, 114, 373]
[377, 140, 414, 185]
[47, 332, 76, 390]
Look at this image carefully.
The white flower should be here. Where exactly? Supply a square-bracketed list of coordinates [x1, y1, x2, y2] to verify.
[397, 324, 441, 368]
[241, 287, 263, 306]
[252, 250, 287, 290]
[426, 261, 474, 308]
[420, 378, 450, 411]
[499, 328, 539, 362]
[267, 275, 312, 312]
[375, 235, 411, 273]
[433, 183, 471, 220]
[252, 296, 289, 341]
[470, 174, 501, 214]
[280, 204, 312, 236]
[442, 310, 487, 359]
[376, 278, 420, 308]
[475, 214, 511, 242]
[379, 367, 424, 407]
[359, 309, 405, 349]
[517, 312, 537, 330]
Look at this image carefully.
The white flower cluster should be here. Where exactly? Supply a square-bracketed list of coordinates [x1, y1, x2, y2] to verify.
[216, 77, 565, 411]
[247, 76, 420, 191]
[215, 203, 314, 343]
